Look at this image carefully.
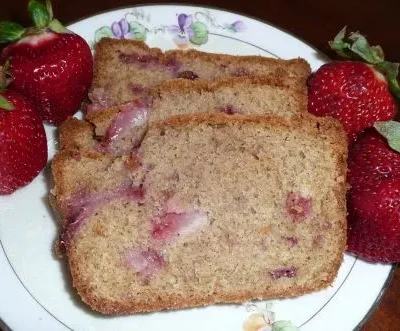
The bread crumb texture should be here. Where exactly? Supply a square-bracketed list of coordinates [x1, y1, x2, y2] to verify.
[53, 113, 347, 314]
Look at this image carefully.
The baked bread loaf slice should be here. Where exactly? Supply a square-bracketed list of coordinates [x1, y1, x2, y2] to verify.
[89, 38, 310, 112]
[76, 76, 307, 155]
[54, 74, 309, 204]
[51, 113, 347, 314]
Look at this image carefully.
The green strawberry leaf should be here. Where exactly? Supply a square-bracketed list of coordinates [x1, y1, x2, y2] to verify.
[372, 45, 385, 59]
[374, 121, 400, 153]
[376, 61, 400, 100]
[0, 22, 26, 43]
[0, 95, 14, 111]
[272, 320, 299, 331]
[129, 22, 147, 41]
[347, 32, 384, 64]
[2, 60, 10, 73]
[330, 27, 400, 100]
[45, 0, 54, 21]
[189, 22, 208, 46]
[28, 0, 51, 29]
[330, 27, 385, 64]
[94, 26, 113, 43]
[329, 26, 353, 59]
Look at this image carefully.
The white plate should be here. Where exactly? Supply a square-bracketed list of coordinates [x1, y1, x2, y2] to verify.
[0, 4, 394, 331]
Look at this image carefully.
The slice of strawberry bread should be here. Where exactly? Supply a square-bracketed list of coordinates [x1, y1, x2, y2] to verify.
[53, 74, 309, 207]
[68, 75, 308, 156]
[89, 38, 310, 112]
[51, 113, 347, 314]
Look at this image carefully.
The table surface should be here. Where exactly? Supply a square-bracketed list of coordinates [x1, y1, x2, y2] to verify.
[2, 0, 400, 330]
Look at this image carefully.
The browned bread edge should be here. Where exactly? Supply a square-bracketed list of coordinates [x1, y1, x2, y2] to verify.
[92, 38, 311, 92]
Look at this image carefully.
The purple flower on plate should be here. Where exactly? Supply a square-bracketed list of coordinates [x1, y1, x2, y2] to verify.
[111, 19, 132, 39]
[230, 20, 245, 32]
[169, 14, 194, 45]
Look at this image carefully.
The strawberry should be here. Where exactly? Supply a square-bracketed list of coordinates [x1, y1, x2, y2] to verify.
[347, 122, 400, 262]
[348, 128, 400, 190]
[0, 84, 47, 195]
[0, 0, 93, 125]
[308, 27, 399, 141]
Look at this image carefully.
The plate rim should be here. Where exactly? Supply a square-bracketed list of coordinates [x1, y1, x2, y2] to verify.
[0, 3, 396, 330]
[67, 2, 327, 58]
[354, 263, 396, 330]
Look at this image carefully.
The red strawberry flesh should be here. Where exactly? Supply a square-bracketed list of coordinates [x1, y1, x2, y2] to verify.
[348, 178, 400, 262]
[347, 129, 400, 262]
[0, 91, 47, 194]
[95, 100, 149, 155]
[308, 62, 396, 141]
[348, 129, 400, 190]
[106, 100, 148, 143]
[285, 192, 312, 222]
[269, 266, 297, 280]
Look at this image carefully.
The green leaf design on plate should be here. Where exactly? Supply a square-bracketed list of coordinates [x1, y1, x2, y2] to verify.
[129, 21, 147, 41]
[189, 22, 208, 46]
[272, 320, 299, 331]
[94, 26, 113, 43]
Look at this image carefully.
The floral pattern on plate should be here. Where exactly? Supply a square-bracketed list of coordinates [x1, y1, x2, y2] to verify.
[243, 302, 299, 331]
[93, 8, 245, 48]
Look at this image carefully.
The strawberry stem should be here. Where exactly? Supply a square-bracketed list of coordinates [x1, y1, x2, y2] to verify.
[28, 0, 51, 29]
[48, 19, 69, 33]
[29, 0, 68, 33]
[0, 22, 26, 43]
[330, 27, 400, 100]
[0, 1, 67, 44]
